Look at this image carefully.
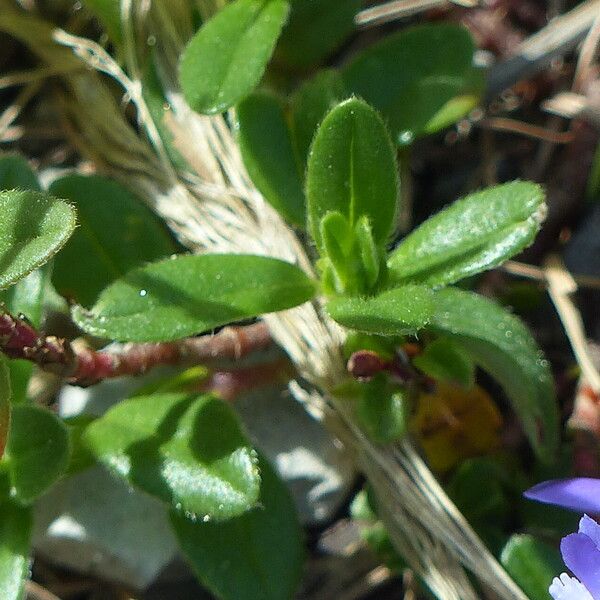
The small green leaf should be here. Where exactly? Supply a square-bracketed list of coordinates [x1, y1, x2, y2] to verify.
[237, 92, 305, 227]
[357, 377, 409, 443]
[290, 69, 347, 167]
[430, 287, 558, 462]
[276, 0, 360, 68]
[50, 174, 175, 307]
[355, 216, 381, 289]
[84, 393, 260, 520]
[388, 182, 546, 287]
[171, 456, 304, 600]
[0, 266, 51, 402]
[0, 190, 75, 290]
[72, 254, 315, 342]
[343, 23, 479, 144]
[306, 98, 399, 252]
[0, 499, 31, 600]
[0, 359, 9, 459]
[180, 0, 289, 114]
[4, 405, 70, 503]
[501, 534, 562, 600]
[413, 338, 475, 389]
[0, 154, 40, 191]
[326, 284, 433, 336]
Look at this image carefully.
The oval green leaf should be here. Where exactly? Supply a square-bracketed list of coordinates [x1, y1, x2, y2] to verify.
[4, 405, 70, 503]
[501, 534, 563, 600]
[84, 393, 261, 520]
[237, 92, 305, 227]
[50, 174, 175, 307]
[343, 23, 480, 144]
[0, 500, 31, 600]
[171, 455, 304, 600]
[306, 98, 399, 252]
[0, 189, 75, 290]
[430, 287, 559, 463]
[388, 181, 546, 288]
[326, 284, 433, 336]
[72, 254, 315, 342]
[0, 153, 40, 191]
[179, 0, 289, 114]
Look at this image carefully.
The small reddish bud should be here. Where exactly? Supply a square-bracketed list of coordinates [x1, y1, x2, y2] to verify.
[347, 350, 386, 380]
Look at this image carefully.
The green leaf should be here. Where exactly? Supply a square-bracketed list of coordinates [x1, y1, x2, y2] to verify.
[276, 0, 360, 68]
[501, 534, 562, 600]
[180, 0, 289, 114]
[72, 254, 315, 342]
[0, 266, 51, 402]
[413, 338, 475, 389]
[290, 69, 347, 168]
[343, 24, 480, 144]
[0, 154, 40, 191]
[388, 181, 547, 287]
[357, 377, 409, 443]
[0, 189, 75, 290]
[82, 0, 122, 45]
[0, 359, 9, 459]
[172, 455, 304, 600]
[4, 405, 70, 503]
[326, 284, 433, 336]
[84, 393, 260, 520]
[430, 287, 558, 462]
[237, 92, 305, 227]
[50, 174, 175, 307]
[0, 499, 31, 600]
[306, 98, 399, 252]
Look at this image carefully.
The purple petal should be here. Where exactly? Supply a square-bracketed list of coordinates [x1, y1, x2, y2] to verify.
[524, 478, 600, 514]
[549, 573, 594, 600]
[579, 515, 600, 551]
[561, 533, 600, 598]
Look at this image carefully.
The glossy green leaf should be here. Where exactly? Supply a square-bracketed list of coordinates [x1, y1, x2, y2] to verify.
[326, 285, 433, 336]
[501, 534, 562, 600]
[306, 98, 399, 252]
[0, 154, 39, 191]
[237, 92, 305, 227]
[276, 0, 360, 68]
[172, 456, 303, 600]
[388, 182, 547, 287]
[0, 359, 9, 459]
[413, 338, 475, 389]
[72, 254, 315, 342]
[0, 189, 75, 290]
[4, 405, 70, 503]
[180, 0, 289, 114]
[290, 69, 347, 167]
[0, 499, 31, 600]
[50, 174, 175, 307]
[343, 24, 479, 144]
[430, 287, 558, 462]
[83, 0, 122, 44]
[84, 393, 260, 520]
[0, 266, 51, 402]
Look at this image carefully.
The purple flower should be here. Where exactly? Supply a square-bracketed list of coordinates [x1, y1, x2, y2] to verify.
[525, 478, 600, 600]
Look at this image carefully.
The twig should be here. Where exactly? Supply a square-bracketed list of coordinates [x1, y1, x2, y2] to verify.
[355, 0, 478, 27]
[477, 117, 575, 144]
[0, 311, 272, 386]
[544, 255, 600, 393]
[501, 260, 600, 291]
[573, 11, 600, 93]
[0, 80, 42, 138]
